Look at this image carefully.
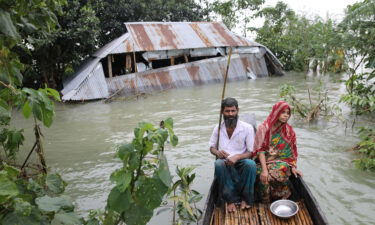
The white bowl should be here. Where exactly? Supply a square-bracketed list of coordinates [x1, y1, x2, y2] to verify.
[270, 200, 299, 219]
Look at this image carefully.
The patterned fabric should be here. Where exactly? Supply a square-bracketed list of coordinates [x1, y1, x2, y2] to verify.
[253, 101, 298, 165]
[256, 133, 293, 202]
[253, 101, 298, 203]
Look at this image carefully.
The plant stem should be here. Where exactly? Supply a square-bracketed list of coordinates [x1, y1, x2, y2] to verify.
[21, 141, 37, 170]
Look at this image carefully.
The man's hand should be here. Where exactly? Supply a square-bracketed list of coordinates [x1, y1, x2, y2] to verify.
[226, 155, 239, 166]
[216, 150, 230, 159]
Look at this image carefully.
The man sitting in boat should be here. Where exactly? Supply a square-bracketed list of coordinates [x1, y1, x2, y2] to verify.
[209, 97, 257, 212]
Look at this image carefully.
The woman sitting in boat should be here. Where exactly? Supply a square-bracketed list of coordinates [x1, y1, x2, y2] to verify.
[253, 101, 303, 203]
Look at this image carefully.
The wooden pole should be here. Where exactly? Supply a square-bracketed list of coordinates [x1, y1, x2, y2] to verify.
[107, 55, 113, 78]
[132, 44, 139, 95]
[133, 46, 138, 73]
[216, 48, 233, 150]
[170, 56, 175, 65]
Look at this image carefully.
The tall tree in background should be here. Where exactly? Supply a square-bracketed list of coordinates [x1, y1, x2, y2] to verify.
[251, 2, 297, 70]
[92, 0, 211, 47]
[20, 0, 99, 89]
[253, 1, 344, 72]
[339, 0, 375, 115]
[211, 0, 264, 34]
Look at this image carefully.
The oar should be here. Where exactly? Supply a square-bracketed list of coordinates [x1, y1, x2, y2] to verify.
[216, 48, 233, 150]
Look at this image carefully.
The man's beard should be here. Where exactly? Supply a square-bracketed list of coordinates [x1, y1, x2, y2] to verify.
[224, 115, 238, 128]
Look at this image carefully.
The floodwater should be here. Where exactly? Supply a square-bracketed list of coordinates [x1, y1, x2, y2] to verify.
[16, 72, 375, 224]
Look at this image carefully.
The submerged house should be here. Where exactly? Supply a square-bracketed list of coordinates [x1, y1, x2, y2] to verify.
[61, 22, 283, 101]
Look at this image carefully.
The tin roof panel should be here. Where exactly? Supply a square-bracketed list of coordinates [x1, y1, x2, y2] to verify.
[125, 22, 256, 51]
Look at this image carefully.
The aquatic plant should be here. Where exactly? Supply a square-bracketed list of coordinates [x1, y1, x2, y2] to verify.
[169, 166, 203, 225]
[352, 127, 375, 171]
[279, 83, 342, 122]
[94, 118, 179, 225]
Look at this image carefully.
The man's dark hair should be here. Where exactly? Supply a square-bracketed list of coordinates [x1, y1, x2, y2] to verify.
[221, 97, 238, 111]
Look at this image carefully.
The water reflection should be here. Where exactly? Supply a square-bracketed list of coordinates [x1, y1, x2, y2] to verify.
[15, 72, 375, 224]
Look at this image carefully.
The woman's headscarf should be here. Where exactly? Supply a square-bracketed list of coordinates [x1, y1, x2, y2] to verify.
[253, 101, 298, 162]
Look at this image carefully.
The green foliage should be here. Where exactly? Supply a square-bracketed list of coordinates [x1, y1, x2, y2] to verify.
[92, 0, 210, 47]
[104, 118, 178, 225]
[169, 166, 202, 224]
[0, 163, 83, 224]
[279, 83, 342, 122]
[339, 0, 375, 73]
[339, 0, 375, 116]
[0, 1, 82, 224]
[211, 0, 264, 34]
[252, 1, 346, 72]
[353, 127, 375, 171]
[340, 72, 375, 115]
[24, 0, 100, 89]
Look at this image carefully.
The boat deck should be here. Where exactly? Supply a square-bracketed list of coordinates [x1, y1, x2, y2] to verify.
[210, 201, 313, 225]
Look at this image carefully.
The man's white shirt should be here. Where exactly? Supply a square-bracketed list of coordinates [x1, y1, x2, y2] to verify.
[209, 120, 255, 157]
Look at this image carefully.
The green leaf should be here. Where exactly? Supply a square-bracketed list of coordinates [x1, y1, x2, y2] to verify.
[51, 212, 83, 225]
[1, 211, 41, 225]
[0, 173, 19, 204]
[122, 203, 153, 225]
[35, 195, 74, 213]
[110, 169, 132, 192]
[14, 198, 32, 217]
[117, 143, 134, 162]
[46, 173, 67, 194]
[3, 163, 20, 178]
[164, 118, 174, 129]
[157, 153, 171, 187]
[46, 88, 61, 101]
[157, 128, 169, 143]
[22, 101, 32, 118]
[171, 134, 178, 146]
[134, 176, 168, 210]
[0, 9, 20, 39]
[107, 187, 132, 214]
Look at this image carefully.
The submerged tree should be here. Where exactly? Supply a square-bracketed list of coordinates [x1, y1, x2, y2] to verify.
[339, 0, 375, 171]
[252, 1, 345, 73]
[0, 0, 84, 224]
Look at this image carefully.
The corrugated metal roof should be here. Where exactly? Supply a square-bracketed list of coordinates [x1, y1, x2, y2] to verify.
[62, 63, 109, 101]
[124, 22, 258, 52]
[61, 22, 284, 101]
[93, 33, 130, 58]
[106, 54, 269, 97]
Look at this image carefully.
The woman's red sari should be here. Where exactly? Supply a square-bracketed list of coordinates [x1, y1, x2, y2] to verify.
[253, 101, 298, 167]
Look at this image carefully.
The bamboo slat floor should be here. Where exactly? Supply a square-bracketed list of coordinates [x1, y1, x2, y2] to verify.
[210, 201, 313, 225]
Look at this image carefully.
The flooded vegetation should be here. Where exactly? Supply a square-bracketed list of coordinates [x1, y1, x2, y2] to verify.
[13, 72, 374, 224]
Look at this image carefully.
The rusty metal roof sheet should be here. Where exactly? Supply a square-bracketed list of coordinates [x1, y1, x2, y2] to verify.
[106, 54, 269, 97]
[124, 22, 258, 52]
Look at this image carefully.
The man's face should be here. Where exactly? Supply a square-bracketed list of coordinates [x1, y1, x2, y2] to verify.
[223, 106, 238, 128]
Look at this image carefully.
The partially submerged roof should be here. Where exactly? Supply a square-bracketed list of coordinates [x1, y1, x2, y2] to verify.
[61, 21, 283, 101]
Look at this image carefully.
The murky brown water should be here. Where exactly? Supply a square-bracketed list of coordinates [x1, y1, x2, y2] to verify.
[16, 72, 375, 224]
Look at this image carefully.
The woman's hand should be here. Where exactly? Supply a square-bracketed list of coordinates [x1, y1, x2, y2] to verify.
[291, 167, 303, 177]
[260, 170, 269, 184]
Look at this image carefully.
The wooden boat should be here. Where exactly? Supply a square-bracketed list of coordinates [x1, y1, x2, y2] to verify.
[202, 175, 329, 225]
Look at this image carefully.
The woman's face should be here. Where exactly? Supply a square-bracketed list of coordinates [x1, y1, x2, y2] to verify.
[278, 108, 290, 123]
